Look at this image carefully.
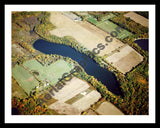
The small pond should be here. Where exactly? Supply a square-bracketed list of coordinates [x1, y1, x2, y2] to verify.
[134, 39, 149, 52]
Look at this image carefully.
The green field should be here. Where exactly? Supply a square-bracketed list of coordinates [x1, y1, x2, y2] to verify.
[87, 16, 98, 24]
[23, 59, 74, 86]
[12, 65, 39, 94]
[86, 13, 132, 39]
[96, 20, 132, 39]
[96, 20, 116, 33]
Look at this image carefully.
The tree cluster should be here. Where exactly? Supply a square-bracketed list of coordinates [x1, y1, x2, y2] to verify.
[12, 92, 51, 115]
[109, 15, 148, 37]
[22, 42, 35, 53]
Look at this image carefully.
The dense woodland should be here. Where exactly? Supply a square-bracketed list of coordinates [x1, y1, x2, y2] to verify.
[12, 11, 149, 115]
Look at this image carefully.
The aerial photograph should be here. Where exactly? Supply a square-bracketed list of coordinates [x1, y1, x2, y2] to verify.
[11, 10, 149, 116]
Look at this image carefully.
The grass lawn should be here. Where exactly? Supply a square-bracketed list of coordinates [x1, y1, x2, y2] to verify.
[23, 59, 74, 86]
[12, 65, 39, 94]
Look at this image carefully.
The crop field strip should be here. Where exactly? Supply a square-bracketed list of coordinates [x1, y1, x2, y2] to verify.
[65, 88, 93, 104]
[96, 20, 132, 39]
[87, 14, 133, 39]
[12, 65, 39, 94]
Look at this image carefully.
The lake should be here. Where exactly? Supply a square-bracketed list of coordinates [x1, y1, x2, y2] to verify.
[134, 39, 148, 52]
[33, 39, 122, 96]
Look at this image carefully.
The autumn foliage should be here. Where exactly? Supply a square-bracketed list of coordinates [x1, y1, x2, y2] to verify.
[12, 94, 50, 115]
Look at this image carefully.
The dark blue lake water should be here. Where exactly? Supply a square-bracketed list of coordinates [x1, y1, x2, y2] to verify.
[134, 39, 148, 52]
[33, 39, 122, 96]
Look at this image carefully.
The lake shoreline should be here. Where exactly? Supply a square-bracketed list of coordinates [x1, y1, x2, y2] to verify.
[33, 39, 122, 96]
